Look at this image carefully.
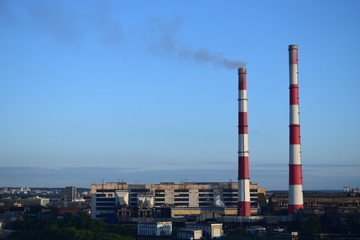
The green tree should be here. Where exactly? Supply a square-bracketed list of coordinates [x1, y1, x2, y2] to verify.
[302, 216, 322, 234]
[8, 213, 135, 240]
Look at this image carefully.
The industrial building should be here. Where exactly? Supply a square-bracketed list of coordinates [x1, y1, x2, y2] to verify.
[137, 221, 172, 236]
[269, 192, 360, 213]
[90, 182, 260, 221]
[177, 229, 203, 240]
[185, 223, 223, 239]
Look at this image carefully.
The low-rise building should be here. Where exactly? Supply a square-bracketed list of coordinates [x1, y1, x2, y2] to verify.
[177, 229, 202, 240]
[270, 192, 360, 212]
[0, 197, 49, 208]
[246, 226, 266, 237]
[137, 221, 172, 236]
[185, 223, 223, 239]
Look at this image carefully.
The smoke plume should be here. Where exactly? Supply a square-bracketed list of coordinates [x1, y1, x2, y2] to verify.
[3, 2, 244, 69]
[214, 194, 225, 207]
[149, 17, 245, 69]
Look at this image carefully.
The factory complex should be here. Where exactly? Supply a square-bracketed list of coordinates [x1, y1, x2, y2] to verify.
[89, 45, 313, 228]
[1, 45, 360, 239]
[91, 182, 260, 221]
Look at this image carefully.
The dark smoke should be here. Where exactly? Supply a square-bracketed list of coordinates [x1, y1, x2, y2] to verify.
[26, 2, 80, 44]
[4, 1, 123, 46]
[180, 47, 245, 69]
[3, 2, 244, 68]
[149, 17, 245, 69]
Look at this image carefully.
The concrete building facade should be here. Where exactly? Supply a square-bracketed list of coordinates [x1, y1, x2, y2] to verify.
[90, 182, 260, 221]
[177, 229, 203, 240]
[137, 221, 172, 236]
[185, 223, 223, 239]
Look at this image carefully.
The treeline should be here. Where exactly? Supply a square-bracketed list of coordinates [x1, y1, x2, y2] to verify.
[7, 213, 136, 240]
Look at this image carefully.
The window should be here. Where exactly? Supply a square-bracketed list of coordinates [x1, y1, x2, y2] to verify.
[96, 207, 114, 210]
[174, 198, 189, 201]
[199, 198, 213, 201]
[97, 202, 115, 206]
[130, 189, 149, 192]
[199, 189, 212, 192]
[223, 198, 236, 201]
[223, 189, 237, 192]
[176, 194, 189, 197]
[174, 189, 189, 192]
[96, 189, 115, 193]
[96, 198, 115, 201]
[199, 194, 213, 197]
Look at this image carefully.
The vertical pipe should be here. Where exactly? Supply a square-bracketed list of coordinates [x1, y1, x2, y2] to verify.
[288, 45, 304, 214]
[238, 68, 251, 216]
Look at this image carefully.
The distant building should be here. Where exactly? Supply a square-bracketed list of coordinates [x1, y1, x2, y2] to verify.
[270, 192, 360, 212]
[90, 182, 260, 221]
[185, 223, 223, 239]
[91, 189, 129, 221]
[61, 186, 76, 201]
[0, 197, 49, 208]
[137, 221, 172, 236]
[344, 187, 360, 194]
[246, 226, 266, 237]
[177, 229, 202, 240]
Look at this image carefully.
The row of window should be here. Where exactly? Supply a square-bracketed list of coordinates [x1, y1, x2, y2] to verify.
[199, 194, 213, 197]
[96, 189, 256, 195]
[153, 198, 240, 202]
[223, 193, 237, 197]
[96, 207, 115, 210]
[199, 198, 214, 201]
[174, 198, 189, 201]
[96, 202, 115, 206]
[199, 189, 213, 192]
[223, 189, 237, 192]
[96, 198, 115, 202]
[96, 189, 115, 193]
[130, 189, 150, 193]
[176, 194, 189, 197]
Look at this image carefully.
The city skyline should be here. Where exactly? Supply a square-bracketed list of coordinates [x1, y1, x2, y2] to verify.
[1, 1, 359, 190]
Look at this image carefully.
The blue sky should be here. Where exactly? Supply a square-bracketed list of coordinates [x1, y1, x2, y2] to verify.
[0, 0, 359, 190]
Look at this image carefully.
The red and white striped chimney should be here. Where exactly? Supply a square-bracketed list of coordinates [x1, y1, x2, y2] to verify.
[288, 45, 304, 214]
[237, 68, 251, 216]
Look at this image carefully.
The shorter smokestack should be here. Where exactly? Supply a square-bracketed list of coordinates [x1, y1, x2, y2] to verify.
[237, 68, 251, 216]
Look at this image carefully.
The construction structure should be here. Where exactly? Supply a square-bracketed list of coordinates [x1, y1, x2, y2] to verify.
[238, 68, 251, 216]
[288, 45, 304, 214]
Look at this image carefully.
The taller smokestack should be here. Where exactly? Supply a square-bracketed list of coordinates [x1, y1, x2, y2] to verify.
[288, 45, 304, 214]
[237, 68, 251, 216]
